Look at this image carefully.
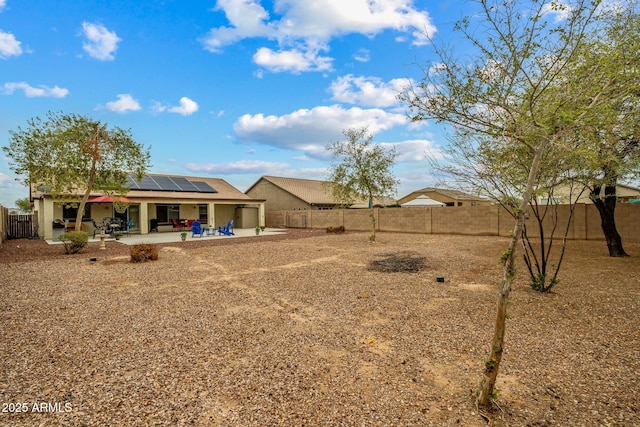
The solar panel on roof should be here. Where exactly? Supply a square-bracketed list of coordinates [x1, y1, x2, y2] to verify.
[125, 174, 218, 193]
[171, 177, 199, 192]
[192, 181, 217, 193]
[126, 175, 140, 189]
[136, 176, 163, 190]
[153, 176, 181, 191]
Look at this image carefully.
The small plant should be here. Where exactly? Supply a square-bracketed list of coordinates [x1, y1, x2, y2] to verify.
[58, 231, 89, 254]
[255, 226, 261, 231]
[260, 225, 266, 231]
[114, 231, 123, 240]
[130, 243, 158, 263]
[326, 225, 345, 234]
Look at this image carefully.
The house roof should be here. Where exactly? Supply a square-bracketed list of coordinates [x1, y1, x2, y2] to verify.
[252, 176, 336, 205]
[32, 173, 259, 202]
[406, 187, 489, 202]
[248, 175, 396, 206]
[401, 195, 446, 207]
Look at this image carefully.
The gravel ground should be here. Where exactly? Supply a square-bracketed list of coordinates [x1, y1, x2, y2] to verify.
[1, 231, 638, 426]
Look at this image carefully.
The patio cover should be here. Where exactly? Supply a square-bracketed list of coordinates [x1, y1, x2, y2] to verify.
[87, 195, 132, 203]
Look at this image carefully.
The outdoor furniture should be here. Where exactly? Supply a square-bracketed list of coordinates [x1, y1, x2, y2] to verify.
[91, 218, 104, 238]
[191, 220, 203, 238]
[218, 220, 234, 236]
[204, 226, 215, 236]
[172, 219, 184, 231]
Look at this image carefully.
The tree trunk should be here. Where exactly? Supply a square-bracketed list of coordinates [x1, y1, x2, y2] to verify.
[591, 185, 628, 257]
[478, 144, 545, 407]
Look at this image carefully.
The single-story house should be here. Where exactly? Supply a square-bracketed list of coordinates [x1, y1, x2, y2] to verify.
[540, 183, 640, 205]
[401, 195, 446, 207]
[398, 188, 492, 207]
[32, 174, 265, 240]
[245, 175, 396, 211]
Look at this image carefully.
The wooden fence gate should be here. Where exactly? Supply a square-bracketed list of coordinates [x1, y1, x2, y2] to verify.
[7, 214, 36, 239]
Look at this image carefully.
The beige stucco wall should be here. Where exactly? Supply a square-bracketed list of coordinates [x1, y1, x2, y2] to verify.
[246, 180, 311, 211]
[269, 204, 640, 243]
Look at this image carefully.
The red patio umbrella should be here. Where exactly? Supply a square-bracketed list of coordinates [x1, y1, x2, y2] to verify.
[87, 195, 132, 203]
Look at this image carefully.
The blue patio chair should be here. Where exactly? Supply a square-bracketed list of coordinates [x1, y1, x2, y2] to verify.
[217, 220, 234, 236]
[191, 220, 204, 238]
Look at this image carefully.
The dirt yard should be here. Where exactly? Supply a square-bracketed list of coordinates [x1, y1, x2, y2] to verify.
[1, 231, 638, 426]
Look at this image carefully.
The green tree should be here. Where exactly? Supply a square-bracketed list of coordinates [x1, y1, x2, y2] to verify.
[400, 0, 602, 407]
[325, 128, 399, 242]
[562, 3, 640, 257]
[3, 111, 151, 230]
[15, 197, 32, 214]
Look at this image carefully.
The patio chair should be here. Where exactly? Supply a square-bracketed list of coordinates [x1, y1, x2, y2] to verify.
[191, 220, 203, 238]
[91, 218, 104, 238]
[172, 219, 184, 231]
[218, 220, 234, 236]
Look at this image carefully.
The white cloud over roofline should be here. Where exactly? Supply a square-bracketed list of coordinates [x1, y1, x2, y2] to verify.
[0, 30, 22, 58]
[185, 160, 290, 175]
[234, 104, 407, 152]
[81, 22, 121, 61]
[2, 82, 68, 97]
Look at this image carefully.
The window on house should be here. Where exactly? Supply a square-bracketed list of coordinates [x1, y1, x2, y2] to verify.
[198, 204, 208, 223]
[156, 204, 180, 224]
[62, 204, 90, 220]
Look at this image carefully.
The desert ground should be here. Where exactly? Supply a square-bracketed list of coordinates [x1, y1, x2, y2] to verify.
[1, 230, 638, 426]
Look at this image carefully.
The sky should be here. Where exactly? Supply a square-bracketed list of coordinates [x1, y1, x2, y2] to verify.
[0, 0, 476, 208]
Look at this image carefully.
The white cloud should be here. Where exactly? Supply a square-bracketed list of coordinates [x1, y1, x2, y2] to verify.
[329, 74, 412, 108]
[253, 46, 333, 73]
[0, 30, 22, 58]
[541, 1, 574, 22]
[152, 97, 199, 115]
[380, 139, 444, 162]
[105, 94, 141, 113]
[81, 22, 121, 61]
[168, 97, 199, 115]
[2, 82, 68, 97]
[353, 48, 370, 63]
[0, 1, 6, 12]
[202, 0, 436, 73]
[233, 104, 408, 158]
[185, 160, 290, 174]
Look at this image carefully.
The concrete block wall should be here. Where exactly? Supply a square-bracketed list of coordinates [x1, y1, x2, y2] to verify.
[267, 203, 640, 242]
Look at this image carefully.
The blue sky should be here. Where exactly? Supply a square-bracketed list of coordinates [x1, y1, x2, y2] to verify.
[0, 0, 472, 208]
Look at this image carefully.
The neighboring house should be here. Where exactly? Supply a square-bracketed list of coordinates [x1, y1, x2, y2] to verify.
[245, 176, 396, 211]
[32, 174, 265, 240]
[401, 195, 445, 207]
[398, 188, 492, 207]
[540, 183, 640, 205]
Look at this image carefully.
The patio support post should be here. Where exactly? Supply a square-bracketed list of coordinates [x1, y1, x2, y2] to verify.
[139, 201, 149, 234]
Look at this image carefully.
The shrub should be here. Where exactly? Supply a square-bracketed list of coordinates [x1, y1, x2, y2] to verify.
[130, 244, 159, 263]
[326, 225, 345, 234]
[58, 231, 89, 254]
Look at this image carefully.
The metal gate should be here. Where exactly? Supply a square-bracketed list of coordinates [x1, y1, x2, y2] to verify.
[7, 214, 36, 239]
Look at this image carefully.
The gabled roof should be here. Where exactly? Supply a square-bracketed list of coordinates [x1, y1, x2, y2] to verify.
[406, 187, 488, 202]
[401, 195, 446, 207]
[251, 176, 336, 205]
[247, 175, 396, 206]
